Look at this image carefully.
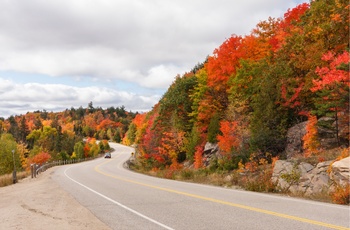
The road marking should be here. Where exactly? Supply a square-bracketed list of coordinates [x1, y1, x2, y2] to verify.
[64, 165, 174, 230]
[95, 159, 350, 230]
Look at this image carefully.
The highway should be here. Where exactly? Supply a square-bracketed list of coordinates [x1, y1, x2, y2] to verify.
[53, 143, 350, 230]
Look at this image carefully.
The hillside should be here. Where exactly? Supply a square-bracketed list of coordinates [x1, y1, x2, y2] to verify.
[124, 0, 349, 203]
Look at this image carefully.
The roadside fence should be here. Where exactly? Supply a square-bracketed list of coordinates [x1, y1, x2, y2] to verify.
[31, 154, 105, 178]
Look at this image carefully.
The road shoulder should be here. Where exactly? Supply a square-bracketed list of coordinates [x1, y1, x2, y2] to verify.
[0, 167, 111, 230]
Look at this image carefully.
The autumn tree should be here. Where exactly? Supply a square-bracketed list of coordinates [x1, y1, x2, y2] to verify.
[311, 51, 350, 145]
[31, 152, 51, 165]
[27, 126, 58, 153]
[158, 130, 186, 168]
[205, 35, 244, 117]
[277, 0, 348, 119]
[17, 142, 29, 170]
[189, 69, 213, 135]
[137, 106, 161, 161]
[303, 114, 320, 157]
[194, 144, 204, 169]
[217, 120, 239, 154]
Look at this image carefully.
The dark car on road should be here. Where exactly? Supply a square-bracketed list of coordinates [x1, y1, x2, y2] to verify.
[104, 152, 111, 158]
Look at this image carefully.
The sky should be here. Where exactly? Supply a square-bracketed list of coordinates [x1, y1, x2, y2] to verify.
[0, 0, 307, 118]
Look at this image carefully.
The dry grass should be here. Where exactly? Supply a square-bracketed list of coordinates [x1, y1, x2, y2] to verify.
[129, 148, 349, 204]
[0, 171, 30, 187]
[292, 147, 347, 166]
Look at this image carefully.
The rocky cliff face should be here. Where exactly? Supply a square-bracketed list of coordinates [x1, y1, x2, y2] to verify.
[272, 157, 350, 197]
[285, 117, 345, 158]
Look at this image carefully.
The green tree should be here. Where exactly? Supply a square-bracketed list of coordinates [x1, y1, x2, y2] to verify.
[185, 125, 201, 162]
[157, 74, 197, 133]
[34, 116, 43, 130]
[207, 112, 221, 143]
[8, 116, 19, 141]
[126, 123, 137, 144]
[0, 134, 21, 175]
[249, 59, 290, 155]
[27, 126, 58, 153]
[18, 116, 29, 143]
[74, 141, 84, 159]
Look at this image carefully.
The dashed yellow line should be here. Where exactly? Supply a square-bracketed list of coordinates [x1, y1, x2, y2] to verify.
[95, 158, 349, 230]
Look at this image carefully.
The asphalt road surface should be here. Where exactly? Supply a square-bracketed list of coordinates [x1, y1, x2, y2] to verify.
[53, 143, 350, 230]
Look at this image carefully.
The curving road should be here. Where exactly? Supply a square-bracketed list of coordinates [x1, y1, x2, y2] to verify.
[53, 143, 350, 230]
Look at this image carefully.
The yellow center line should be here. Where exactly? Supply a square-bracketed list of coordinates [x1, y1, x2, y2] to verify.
[95, 158, 349, 230]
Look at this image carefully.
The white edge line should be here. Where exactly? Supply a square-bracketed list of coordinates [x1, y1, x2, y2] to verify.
[63, 166, 174, 230]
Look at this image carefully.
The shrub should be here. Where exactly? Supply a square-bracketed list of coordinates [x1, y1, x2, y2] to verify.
[239, 166, 277, 192]
[331, 184, 350, 205]
[180, 169, 194, 180]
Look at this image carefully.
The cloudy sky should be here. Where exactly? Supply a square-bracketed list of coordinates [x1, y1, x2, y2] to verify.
[0, 0, 307, 118]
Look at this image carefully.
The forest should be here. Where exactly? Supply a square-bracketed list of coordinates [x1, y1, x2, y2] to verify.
[123, 0, 349, 196]
[0, 103, 136, 175]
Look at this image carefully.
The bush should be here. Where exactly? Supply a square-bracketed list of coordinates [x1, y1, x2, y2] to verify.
[331, 184, 350, 205]
[238, 166, 277, 193]
[180, 169, 194, 180]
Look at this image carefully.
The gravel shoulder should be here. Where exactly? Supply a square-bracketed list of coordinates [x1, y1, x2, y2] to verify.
[0, 167, 111, 230]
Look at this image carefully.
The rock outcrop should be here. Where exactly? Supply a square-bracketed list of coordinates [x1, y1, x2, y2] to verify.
[330, 157, 350, 187]
[284, 117, 342, 159]
[285, 121, 307, 158]
[203, 142, 220, 166]
[272, 157, 350, 196]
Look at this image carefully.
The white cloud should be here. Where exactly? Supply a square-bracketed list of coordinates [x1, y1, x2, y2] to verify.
[0, 0, 307, 117]
[0, 78, 160, 118]
[142, 65, 182, 89]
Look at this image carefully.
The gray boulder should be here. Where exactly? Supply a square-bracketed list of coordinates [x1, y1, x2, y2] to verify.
[272, 159, 333, 196]
[330, 157, 350, 187]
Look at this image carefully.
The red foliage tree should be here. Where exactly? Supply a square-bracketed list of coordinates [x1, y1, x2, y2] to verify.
[206, 35, 243, 91]
[217, 120, 239, 154]
[312, 51, 350, 91]
[274, 3, 310, 50]
[312, 51, 350, 143]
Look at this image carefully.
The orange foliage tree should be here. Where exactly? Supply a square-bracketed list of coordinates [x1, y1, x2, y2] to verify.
[217, 120, 239, 154]
[31, 152, 51, 165]
[206, 35, 243, 90]
[158, 131, 186, 169]
[97, 118, 120, 131]
[194, 144, 204, 169]
[303, 114, 320, 157]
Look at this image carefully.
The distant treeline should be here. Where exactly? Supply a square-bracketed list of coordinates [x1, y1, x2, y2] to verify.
[0, 103, 136, 175]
